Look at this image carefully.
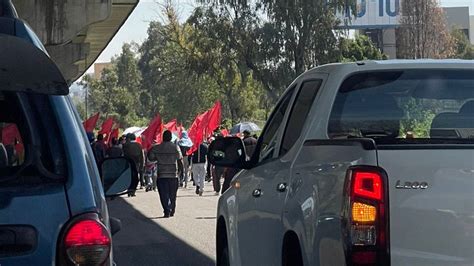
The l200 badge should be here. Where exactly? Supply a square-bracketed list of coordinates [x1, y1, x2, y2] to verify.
[395, 180, 428, 189]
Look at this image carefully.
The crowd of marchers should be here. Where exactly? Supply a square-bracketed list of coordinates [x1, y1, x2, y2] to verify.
[88, 128, 257, 218]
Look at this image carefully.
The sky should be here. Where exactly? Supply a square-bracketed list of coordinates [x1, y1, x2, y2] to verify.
[91, 0, 474, 68]
[93, 0, 194, 64]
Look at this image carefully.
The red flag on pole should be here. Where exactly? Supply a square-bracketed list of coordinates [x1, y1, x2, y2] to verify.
[83, 112, 100, 132]
[186, 111, 208, 156]
[98, 117, 114, 136]
[141, 114, 163, 151]
[106, 127, 120, 145]
[110, 127, 119, 140]
[164, 119, 178, 133]
[206, 101, 221, 137]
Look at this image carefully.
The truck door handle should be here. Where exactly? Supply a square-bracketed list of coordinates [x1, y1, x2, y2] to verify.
[252, 189, 262, 198]
[276, 183, 287, 192]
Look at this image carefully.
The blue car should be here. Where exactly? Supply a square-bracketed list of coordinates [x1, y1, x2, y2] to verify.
[0, 3, 134, 265]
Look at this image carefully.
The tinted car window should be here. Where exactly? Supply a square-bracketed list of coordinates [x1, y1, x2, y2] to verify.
[0, 92, 67, 184]
[258, 86, 295, 162]
[280, 79, 322, 155]
[328, 69, 474, 143]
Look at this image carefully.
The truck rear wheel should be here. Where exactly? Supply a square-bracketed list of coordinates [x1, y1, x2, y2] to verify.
[217, 218, 229, 266]
[282, 232, 303, 266]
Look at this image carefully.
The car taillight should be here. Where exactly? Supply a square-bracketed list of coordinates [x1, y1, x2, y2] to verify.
[343, 166, 390, 266]
[59, 214, 111, 266]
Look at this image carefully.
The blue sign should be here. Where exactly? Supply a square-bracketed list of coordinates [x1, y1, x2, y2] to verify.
[339, 0, 401, 29]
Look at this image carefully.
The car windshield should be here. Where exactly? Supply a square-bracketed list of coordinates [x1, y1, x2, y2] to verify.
[328, 69, 474, 142]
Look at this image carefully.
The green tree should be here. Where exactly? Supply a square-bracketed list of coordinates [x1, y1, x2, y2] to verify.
[115, 43, 141, 92]
[81, 65, 144, 127]
[451, 29, 474, 59]
[138, 4, 267, 125]
[189, 0, 384, 103]
[339, 35, 387, 61]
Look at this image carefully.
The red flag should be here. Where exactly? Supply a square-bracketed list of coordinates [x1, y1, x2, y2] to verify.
[141, 114, 162, 151]
[186, 102, 221, 156]
[106, 127, 120, 145]
[206, 101, 221, 137]
[164, 119, 178, 133]
[1, 124, 21, 145]
[221, 129, 229, 137]
[98, 117, 114, 136]
[110, 128, 119, 140]
[186, 111, 208, 156]
[83, 112, 100, 132]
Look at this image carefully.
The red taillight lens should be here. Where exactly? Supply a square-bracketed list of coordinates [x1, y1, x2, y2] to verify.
[344, 166, 390, 266]
[64, 219, 111, 265]
[352, 251, 376, 264]
[353, 171, 382, 201]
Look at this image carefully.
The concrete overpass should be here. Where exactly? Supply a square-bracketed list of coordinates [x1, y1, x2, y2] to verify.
[11, 0, 139, 83]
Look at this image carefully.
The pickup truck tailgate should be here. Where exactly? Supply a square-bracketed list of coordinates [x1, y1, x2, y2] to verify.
[378, 148, 474, 266]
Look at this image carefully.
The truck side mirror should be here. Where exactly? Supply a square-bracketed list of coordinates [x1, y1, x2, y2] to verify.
[208, 137, 247, 168]
[101, 157, 134, 197]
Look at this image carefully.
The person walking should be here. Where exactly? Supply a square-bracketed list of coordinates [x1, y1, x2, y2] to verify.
[242, 130, 258, 159]
[106, 138, 123, 157]
[92, 134, 107, 166]
[147, 130, 183, 218]
[211, 134, 225, 194]
[177, 131, 193, 188]
[192, 142, 208, 196]
[122, 133, 144, 196]
[221, 131, 257, 194]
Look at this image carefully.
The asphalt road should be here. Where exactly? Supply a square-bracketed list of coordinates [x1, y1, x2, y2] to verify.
[107, 181, 219, 266]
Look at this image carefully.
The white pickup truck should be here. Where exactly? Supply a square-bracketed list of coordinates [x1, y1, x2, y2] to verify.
[209, 60, 474, 266]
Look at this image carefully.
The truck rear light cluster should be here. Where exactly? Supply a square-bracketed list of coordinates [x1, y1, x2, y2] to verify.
[343, 166, 390, 266]
[58, 213, 111, 266]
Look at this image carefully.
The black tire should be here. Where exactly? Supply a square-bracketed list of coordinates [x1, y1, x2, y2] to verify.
[217, 243, 230, 266]
[282, 238, 303, 266]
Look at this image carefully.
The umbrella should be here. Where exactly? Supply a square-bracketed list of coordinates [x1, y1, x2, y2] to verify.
[123, 126, 144, 137]
[230, 122, 261, 135]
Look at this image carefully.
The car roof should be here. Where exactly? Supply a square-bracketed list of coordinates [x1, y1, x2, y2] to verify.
[306, 59, 474, 76]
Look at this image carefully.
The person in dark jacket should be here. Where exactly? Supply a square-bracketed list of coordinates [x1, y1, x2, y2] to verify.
[92, 134, 107, 166]
[148, 130, 183, 217]
[221, 131, 258, 194]
[123, 133, 144, 195]
[192, 142, 208, 196]
[106, 138, 123, 157]
[211, 135, 225, 194]
[243, 130, 258, 159]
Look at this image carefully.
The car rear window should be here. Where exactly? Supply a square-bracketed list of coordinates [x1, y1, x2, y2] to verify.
[328, 69, 474, 143]
[0, 92, 67, 185]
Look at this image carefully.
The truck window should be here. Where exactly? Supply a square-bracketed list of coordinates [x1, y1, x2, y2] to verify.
[258, 86, 295, 163]
[280, 79, 322, 155]
[328, 69, 474, 143]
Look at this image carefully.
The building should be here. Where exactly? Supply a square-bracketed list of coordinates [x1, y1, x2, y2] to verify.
[339, 0, 474, 58]
[445, 7, 472, 41]
[93, 62, 113, 80]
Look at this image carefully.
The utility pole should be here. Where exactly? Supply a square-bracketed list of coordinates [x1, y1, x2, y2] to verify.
[85, 54, 88, 118]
